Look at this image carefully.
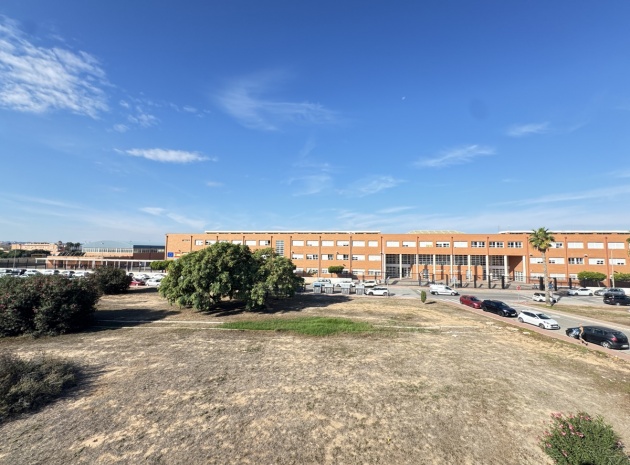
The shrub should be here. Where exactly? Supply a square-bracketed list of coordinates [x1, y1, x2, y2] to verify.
[0, 275, 99, 337]
[88, 267, 132, 295]
[540, 411, 630, 464]
[420, 290, 427, 304]
[0, 352, 79, 423]
[327, 265, 345, 275]
[150, 260, 171, 272]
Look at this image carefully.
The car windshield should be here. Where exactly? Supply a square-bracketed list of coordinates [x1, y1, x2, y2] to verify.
[470, 297, 480, 301]
[535, 313, 551, 320]
[498, 303, 510, 308]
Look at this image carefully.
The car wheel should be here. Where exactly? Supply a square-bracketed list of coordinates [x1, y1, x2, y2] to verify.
[451, 292, 456, 295]
[589, 293, 593, 296]
[617, 303, 621, 306]
[499, 311, 505, 317]
[383, 292, 388, 296]
[539, 323, 545, 329]
[601, 341, 611, 349]
[518, 317, 523, 323]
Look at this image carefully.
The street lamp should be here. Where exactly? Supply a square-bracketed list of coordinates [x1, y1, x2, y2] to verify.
[611, 249, 615, 288]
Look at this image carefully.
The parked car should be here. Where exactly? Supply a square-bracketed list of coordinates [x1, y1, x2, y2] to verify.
[429, 284, 459, 296]
[565, 326, 629, 350]
[567, 287, 593, 296]
[362, 280, 377, 288]
[532, 292, 558, 303]
[481, 300, 517, 317]
[145, 278, 162, 287]
[517, 311, 560, 330]
[366, 286, 389, 296]
[603, 295, 630, 306]
[129, 279, 146, 286]
[603, 288, 626, 297]
[459, 295, 483, 309]
[594, 288, 610, 296]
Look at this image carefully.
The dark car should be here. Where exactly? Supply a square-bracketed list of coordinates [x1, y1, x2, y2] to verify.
[459, 295, 483, 309]
[603, 295, 630, 306]
[481, 300, 517, 317]
[603, 288, 626, 297]
[565, 326, 629, 350]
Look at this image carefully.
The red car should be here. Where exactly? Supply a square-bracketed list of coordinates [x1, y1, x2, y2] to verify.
[459, 295, 482, 309]
[129, 279, 146, 287]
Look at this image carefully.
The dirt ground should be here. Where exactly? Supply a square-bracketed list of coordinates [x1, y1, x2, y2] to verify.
[1, 289, 629, 465]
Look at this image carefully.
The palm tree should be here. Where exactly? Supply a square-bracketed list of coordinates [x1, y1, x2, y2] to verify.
[529, 227, 555, 306]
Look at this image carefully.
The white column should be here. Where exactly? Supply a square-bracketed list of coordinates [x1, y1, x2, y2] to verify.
[504, 254, 508, 279]
[399, 253, 402, 279]
[523, 255, 527, 282]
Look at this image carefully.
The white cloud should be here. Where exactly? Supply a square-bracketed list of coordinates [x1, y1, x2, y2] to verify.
[507, 122, 550, 137]
[166, 212, 205, 230]
[287, 174, 333, 196]
[206, 181, 223, 187]
[494, 185, 630, 207]
[415, 145, 495, 168]
[122, 148, 213, 163]
[140, 207, 166, 216]
[342, 176, 405, 197]
[216, 71, 336, 130]
[113, 124, 128, 133]
[0, 17, 108, 117]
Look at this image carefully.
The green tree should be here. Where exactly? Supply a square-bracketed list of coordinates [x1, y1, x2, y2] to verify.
[248, 248, 304, 310]
[327, 265, 345, 275]
[150, 260, 171, 272]
[87, 268, 131, 295]
[529, 227, 555, 306]
[577, 271, 606, 284]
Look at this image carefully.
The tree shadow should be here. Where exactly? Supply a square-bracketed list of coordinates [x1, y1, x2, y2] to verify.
[90, 308, 180, 332]
[199, 294, 353, 318]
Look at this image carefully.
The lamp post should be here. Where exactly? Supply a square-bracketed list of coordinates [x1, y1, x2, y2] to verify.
[611, 249, 615, 288]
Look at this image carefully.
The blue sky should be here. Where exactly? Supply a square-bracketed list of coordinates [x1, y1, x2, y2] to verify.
[1, 1, 630, 243]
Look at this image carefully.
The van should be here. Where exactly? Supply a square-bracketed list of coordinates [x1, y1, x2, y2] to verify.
[429, 284, 459, 296]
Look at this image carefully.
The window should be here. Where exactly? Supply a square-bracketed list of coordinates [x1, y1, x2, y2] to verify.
[275, 240, 284, 256]
[294, 268, 303, 273]
[322, 240, 334, 247]
[195, 240, 204, 246]
[550, 242, 564, 248]
[306, 240, 319, 247]
[507, 241, 522, 248]
[205, 240, 216, 245]
[436, 241, 450, 248]
[306, 268, 318, 274]
[337, 240, 349, 247]
[568, 242, 583, 249]
[419, 241, 433, 247]
[386, 255, 399, 264]
[609, 242, 625, 250]
[368, 255, 381, 261]
[232, 240, 242, 245]
[471, 241, 485, 248]
[292, 254, 303, 260]
[368, 241, 378, 247]
[259, 240, 270, 246]
[470, 255, 486, 265]
[435, 254, 450, 265]
[587, 242, 604, 249]
[402, 241, 415, 247]
[610, 258, 626, 265]
[568, 257, 584, 265]
[245, 240, 256, 246]
[530, 257, 544, 264]
[321, 254, 333, 260]
[368, 269, 382, 276]
[292, 240, 304, 246]
[352, 240, 365, 247]
[454, 255, 468, 265]
[548, 257, 565, 264]
[353, 269, 364, 275]
[490, 256, 504, 266]
[454, 241, 468, 248]
[321, 268, 330, 274]
[336, 254, 349, 260]
[306, 254, 318, 260]
[489, 241, 504, 248]
[417, 254, 433, 265]
[386, 241, 400, 247]
[588, 258, 604, 265]
[352, 255, 365, 261]
[401, 254, 414, 264]
[550, 273, 566, 278]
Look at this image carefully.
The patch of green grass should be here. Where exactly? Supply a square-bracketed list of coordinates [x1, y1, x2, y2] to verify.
[0, 352, 79, 423]
[221, 316, 374, 336]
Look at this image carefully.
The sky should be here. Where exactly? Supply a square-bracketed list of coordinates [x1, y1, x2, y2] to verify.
[1, 1, 630, 244]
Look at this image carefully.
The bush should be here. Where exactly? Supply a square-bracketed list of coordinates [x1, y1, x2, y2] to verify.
[150, 260, 171, 272]
[420, 290, 427, 304]
[88, 267, 132, 295]
[0, 352, 79, 423]
[0, 275, 99, 337]
[540, 412, 630, 464]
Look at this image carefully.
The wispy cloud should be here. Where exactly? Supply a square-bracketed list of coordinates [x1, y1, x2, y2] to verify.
[493, 185, 630, 206]
[140, 207, 166, 216]
[0, 17, 108, 117]
[206, 181, 223, 187]
[112, 124, 128, 133]
[287, 174, 333, 196]
[415, 145, 495, 168]
[165, 213, 205, 230]
[341, 176, 405, 197]
[121, 148, 214, 163]
[507, 122, 550, 137]
[216, 71, 337, 130]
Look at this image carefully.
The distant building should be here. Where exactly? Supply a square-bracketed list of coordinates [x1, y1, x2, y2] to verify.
[81, 241, 164, 259]
[11, 242, 62, 255]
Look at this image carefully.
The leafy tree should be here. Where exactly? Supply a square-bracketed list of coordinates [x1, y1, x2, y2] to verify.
[150, 260, 171, 271]
[159, 243, 302, 311]
[529, 227, 555, 306]
[420, 290, 427, 304]
[87, 267, 131, 295]
[327, 265, 345, 275]
[577, 271, 606, 283]
[248, 248, 304, 309]
[613, 272, 630, 282]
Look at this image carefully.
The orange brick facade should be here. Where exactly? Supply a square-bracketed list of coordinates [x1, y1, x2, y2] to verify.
[165, 231, 630, 285]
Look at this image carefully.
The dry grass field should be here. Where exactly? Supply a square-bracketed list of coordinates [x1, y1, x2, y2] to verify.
[1, 289, 629, 465]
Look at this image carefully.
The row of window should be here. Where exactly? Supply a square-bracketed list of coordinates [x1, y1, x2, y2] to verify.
[530, 257, 626, 265]
[293, 268, 383, 276]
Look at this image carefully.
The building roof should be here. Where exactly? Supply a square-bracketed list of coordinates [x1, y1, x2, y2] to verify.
[406, 230, 465, 234]
[82, 240, 135, 249]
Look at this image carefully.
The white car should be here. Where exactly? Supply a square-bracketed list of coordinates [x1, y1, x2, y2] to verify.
[532, 292, 558, 303]
[567, 287, 593, 296]
[517, 311, 560, 330]
[363, 280, 377, 288]
[145, 278, 162, 287]
[366, 286, 389, 296]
